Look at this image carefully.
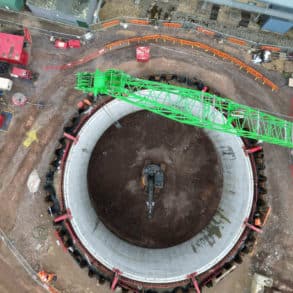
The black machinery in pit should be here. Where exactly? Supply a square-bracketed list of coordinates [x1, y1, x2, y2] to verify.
[141, 161, 165, 219]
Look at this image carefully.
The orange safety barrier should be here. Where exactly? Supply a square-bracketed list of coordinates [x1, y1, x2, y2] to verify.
[105, 40, 124, 50]
[102, 19, 120, 28]
[196, 26, 216, 37]
[141, 34, 161, 41]
[128, 19, 150, 25]
[260, 45, 281, 52]
[128, 36, 144, 43]
[162, 22, 183, 28]
[45, 34, 278, 91]
[227, 37, 247, 46]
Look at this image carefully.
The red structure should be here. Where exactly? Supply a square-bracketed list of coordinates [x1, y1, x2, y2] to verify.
[55, 39, 81, 49]
[244, 218, 263, 234]
[136, 46, 150, 62]
[187, 273, 201, 293]
[0, 114, 4, 129]
[10, 66, 34, 80]
[0, 33, 29, 65]
[23, 28, 32, 44]
[54, 208, 72, 223]
[64, 132, 79, 144]
[244, 145, 263, 154]
[55, 40, 69, 49]
[68, 40, 81, 48]
[111, 269, 122, 291]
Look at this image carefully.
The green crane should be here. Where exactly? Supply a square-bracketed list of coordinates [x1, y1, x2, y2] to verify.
[75, 69, 293, 148]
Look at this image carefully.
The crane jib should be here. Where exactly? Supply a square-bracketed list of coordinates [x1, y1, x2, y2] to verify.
[75, 69, 293, 148]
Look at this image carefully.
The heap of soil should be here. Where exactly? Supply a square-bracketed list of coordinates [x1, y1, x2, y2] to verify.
[88, 111, 223, 248]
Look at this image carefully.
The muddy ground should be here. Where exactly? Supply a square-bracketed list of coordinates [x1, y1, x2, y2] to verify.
[0, 17, 292, 293]
[88, 111, 222, 248]
[0, 240, 42, 293]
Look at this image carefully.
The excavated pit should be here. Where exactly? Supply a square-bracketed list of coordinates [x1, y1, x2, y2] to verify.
[88, 111, 223, 248]
[63, 91, 254, 284]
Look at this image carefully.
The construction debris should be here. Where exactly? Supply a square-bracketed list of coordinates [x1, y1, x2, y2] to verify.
[27, 169, 41, 193]
[250, 273, 273, 293]
[289, 76, 293, 88]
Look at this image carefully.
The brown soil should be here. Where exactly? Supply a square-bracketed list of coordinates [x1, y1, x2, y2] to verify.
[88, 111, 223, 248]
[0, 242, 42, 293]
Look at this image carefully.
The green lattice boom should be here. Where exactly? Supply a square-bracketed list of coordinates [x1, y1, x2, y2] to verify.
[75, 69, 293, 148]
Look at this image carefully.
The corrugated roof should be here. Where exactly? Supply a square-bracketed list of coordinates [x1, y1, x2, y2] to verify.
[0, 33, 24, 62]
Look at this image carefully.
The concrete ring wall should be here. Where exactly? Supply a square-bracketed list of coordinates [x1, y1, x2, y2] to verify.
[63, 91, 254, 284]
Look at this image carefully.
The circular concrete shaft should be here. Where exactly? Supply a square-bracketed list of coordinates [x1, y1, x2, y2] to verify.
[63, 91, 254, 284]
[87, 111, 223, 248]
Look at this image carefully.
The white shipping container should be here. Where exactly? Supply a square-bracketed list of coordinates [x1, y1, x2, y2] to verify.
[0, 77, 13, 91]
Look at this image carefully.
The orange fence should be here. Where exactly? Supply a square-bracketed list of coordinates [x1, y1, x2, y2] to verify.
[101, 19, 120, 29]
[227, 37, 247, 46]
[46, 34, 279, 91]
[196, 26, 216, 37]
[162, 22, 183, 28]
[260, 45, 281, 52]
[128, 19, 150, 25]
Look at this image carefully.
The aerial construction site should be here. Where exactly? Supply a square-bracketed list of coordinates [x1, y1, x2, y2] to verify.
[0, 1, 292, 293]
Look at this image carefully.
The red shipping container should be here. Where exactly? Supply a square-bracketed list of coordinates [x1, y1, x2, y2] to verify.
[68, 39, 81, 48]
